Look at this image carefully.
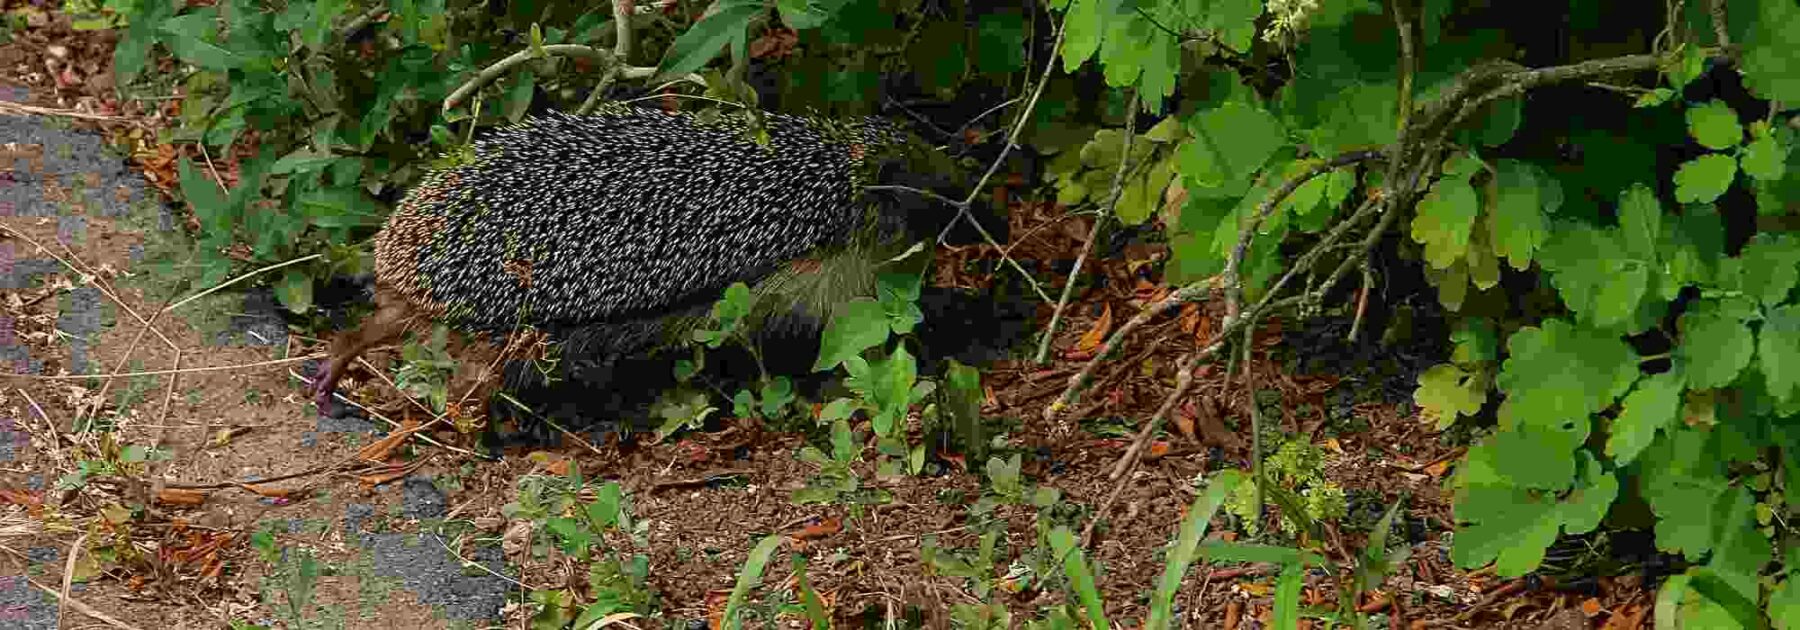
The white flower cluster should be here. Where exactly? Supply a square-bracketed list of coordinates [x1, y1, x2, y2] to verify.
[1264, 0, 1321, 43]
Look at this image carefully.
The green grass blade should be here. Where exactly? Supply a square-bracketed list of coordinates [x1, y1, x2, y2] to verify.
[1147, 469, 1243, 630]
[1048, 526, 1109, 630]
[723, 534, 786, 630]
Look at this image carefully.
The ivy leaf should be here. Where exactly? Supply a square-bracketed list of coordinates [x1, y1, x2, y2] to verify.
[1761, 304, 1800, 403]
[1740, 135, 1789, 181]
[1410, 177, 1479, 269]
[1685, 101, 1743, 150]
[1415, 364, 1487, 430]
[1672, 154, 1738, 204]
[1607, 370, 1684, 466]
[1489, 161, 1554, 270]
[1678, 302, 1756, 389]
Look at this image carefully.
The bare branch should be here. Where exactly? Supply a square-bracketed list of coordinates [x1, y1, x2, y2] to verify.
[1036, 93, 1142, 364]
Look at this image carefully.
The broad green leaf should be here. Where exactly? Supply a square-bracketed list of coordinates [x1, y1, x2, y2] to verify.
[1410, 177, 1479, 269]
[505, 71, 536, 123]
[813, 299, 888, 371]
[270, 149, 339, 175]
[1685, 101, 1743, 150]
[778, 0, 846, 29]
[1672, 154, 1738, 204]
[659, 1, 764, 79]
[1414, 363, 1485, 429]
[1735, 233, 1800, 307]
[275, 269, 314, 314]
[1540, 224, 1649, 330]
[1740, 135, 1789, 181]
[1772, 577, 1800, 630]
[1559, 450, 1617, 535]
[1738, 0, 1800, 101]
[1060, 0, 1112, 72]
[1273, 565, 1303, 630]
[1678, 302, 1756, 389]
[1179, 100, 1287, 188]
[1617, 184, 1663, 261]
[1761, 305, 1800, 403]
[974, 12, 1026, 73]
[1608, 370, 1684, 466]
[1451, 478, 1562, 576]
[1489, 161, 1554, 270]
[1495, 319, 1639, 427]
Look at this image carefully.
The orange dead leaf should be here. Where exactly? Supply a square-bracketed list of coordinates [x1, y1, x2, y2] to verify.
[1223, 599, 1242, 630]
[1580, 598, 1603, 617]
[357, 418, 421, 462]
[1145, 441, 1171, 460]
[155, 488, 206, 507]
[1425, 460, 1452, 478]
[1174, 401, 1199, 440]
[791, 518, 841, 542]
[1075, 303, 1114, 353]
[1239, 581, 1272, 597]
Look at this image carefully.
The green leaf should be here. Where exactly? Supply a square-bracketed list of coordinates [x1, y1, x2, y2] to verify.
[1678, 302, 1756, 389]
[1685, 101, 1743, 150]
[1736, 234, 1800, 306]
[817, 297, 885, 370]
[777, 0, 845, 29]
[275, 269, 314, 314]
[1488, 160, 1555, 270]
[659, 1, 764, 79]
[1047, 526, 1109, 629]
[1740, 135, 1789, 181]
[1616, 184, 1663, 261]
[1451, 477, 1562, 576]
[1179, 100, 1287, 188]
[1738, 0, 1800, 101]
[270, 149, 339, 175]
[1672, 154, 1738, 204]
[158, 12, 238, 70]
[1273, 564, 1303, 630]
[1060, 0, 1112, 72]
[974, 12, 1027, 73]
[1608, 370, 1684, 466]
[1559, 450, 1617, 535]
[1761, 305, 1800, 403]
[1147, 470, 1242, 630]
[1414, 363, 1486, 430]
[1411, 177, 1480, 269]
[722, 535, 786, 630]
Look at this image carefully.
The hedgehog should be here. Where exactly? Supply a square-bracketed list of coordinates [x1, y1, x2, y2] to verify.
[309, 103, 946, 413]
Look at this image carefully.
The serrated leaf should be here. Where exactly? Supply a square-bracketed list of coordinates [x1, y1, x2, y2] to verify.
[1560, 450, 1617, 535]
[1415, 363, 1486, 429]
[1489, 161, 1554, 270]
[1740, 135, 1789, 181]
[1060, 0, 1111, 72]
[1678, 303, 1755, 389]
[1736, 234, 1800, 306]
[1761, 305, 1800, 403]
[1540, 225, 1649, 330]
[1672, 154, 1738, 204]
[1685, 101, 1743, 150]
[1738, 0, 1800, 102]
[1411, 177, 1479, 269]
[1608, 370, 1684, 466]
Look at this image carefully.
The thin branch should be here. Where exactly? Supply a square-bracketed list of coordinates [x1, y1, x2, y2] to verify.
[445, 44, 656, 114]
[939, 15, 1068, 244]
[162, 254, 321, 313]
[1080, 350, 1202, 549]
[1392, 0, 1416, 138]
[1221, 150, 1384, 325]
[1242, 323, 1263, 540]
[3, 354, 325, 381]
[864, 185, 1056, 304]
[1707, 0, 1730, 48]
[1035, 92, 1140, 364]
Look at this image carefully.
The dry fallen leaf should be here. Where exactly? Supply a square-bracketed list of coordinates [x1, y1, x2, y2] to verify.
[1075, 302, 1114, 353]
